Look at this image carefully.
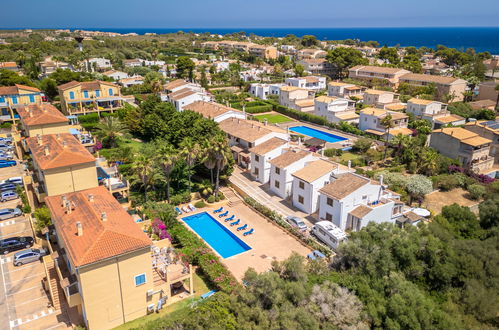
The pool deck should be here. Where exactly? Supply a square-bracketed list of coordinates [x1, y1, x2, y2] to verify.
[277, 121, 357, 149]
[177, 190, 311, 280]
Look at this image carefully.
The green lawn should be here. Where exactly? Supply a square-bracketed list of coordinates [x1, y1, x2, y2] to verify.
[115, 271, 211, 330]
[254, 113, 294, 124]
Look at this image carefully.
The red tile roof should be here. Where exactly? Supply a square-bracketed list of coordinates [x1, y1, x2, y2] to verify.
[45, 186, 152, 267]
[0, 84, 41, 95]
[57, 80, 118, 91]
[17, 104, 68, 126]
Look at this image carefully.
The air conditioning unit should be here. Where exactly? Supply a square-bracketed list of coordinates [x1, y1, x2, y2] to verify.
[147, 304, 155, 313]
[146, 289, 154, 297]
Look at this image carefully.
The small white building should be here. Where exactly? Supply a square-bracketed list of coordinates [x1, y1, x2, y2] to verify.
[269, 150, 316, 199]
[119, 76, 144, 88]
[328, 82, 366, 99]
[279, 86, 315, 112]
[312, 221, 348, 250]
[88, 57, 112, 70]
[249, 137, 289, 183]
[314, 96, 358, 124]
[102, 70, 129, 81]
[249, 83, 285, 100]
[142, 60, 166, 67]
[167, 88, 211, 111]
[285, 76, 327, 91]
[183, 101, 244, 122]
[359, 108, 411, 139]
[406, 98, 447, 118]
[363, 89, 399, 107]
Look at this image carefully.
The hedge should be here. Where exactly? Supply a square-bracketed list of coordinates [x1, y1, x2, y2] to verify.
[245, 105, 273, 114]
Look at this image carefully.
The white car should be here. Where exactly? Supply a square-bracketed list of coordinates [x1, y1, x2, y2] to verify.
[286, 216, 308, 231]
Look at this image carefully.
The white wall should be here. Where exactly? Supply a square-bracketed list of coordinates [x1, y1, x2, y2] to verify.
[292, 171, 332, 214]
[359, 113, 380, 131]
[250, 145, 288, 184]
[270, 153, 316, 199]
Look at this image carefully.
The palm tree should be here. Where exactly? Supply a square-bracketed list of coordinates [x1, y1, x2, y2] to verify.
[201, 139, 217, 184]
[419, 148, 440, 176]
[131, 155, 155, 202]
[390, 134, 411, 157]
[180, 138, 201, 193]
[380, 114, 394, 161]
[94, 117, 128, 148]
[212, 136, 232, 193]
[155, 142, 177, 202]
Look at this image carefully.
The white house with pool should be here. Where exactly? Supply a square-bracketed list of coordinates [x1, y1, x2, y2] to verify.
[314, 96, 359, 124]
[269, 149, 316, 199]
[249, 137, 289, 184]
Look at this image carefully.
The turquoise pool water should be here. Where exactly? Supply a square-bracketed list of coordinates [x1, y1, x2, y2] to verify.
[289, 126, 348, 143]
[182, 212, 251, 258]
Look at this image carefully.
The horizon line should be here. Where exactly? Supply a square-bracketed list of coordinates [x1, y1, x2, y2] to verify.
[1, 26, 499, 30]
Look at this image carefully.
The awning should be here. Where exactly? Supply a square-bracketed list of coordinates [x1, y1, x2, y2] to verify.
[304, 137, 327, 147]
[96, 96, 124, 102]
[365, 129, 385, 136]
[230, 145, 244, 153]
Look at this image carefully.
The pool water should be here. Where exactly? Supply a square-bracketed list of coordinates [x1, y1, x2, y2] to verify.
[182, 212, 251, 258]
[289, 126, 348, 143]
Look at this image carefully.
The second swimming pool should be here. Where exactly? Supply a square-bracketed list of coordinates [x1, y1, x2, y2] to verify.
[182, 212, 251, 258]
[289, 126, 348, 143]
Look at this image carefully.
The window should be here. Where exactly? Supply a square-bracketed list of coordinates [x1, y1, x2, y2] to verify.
[0, 96, 4, 103]
[29, 95, 35, 103]
[299, 181, 305, 189]
[69, 91, 75, 100]
[326, 197, 333, 206]
[274, 180, 280, 188]
[11, 96, 18, 105]
[95, 90, 100, 97]
[254, 168, 259, 176]
[108, 88, 114, 96]
[134, 273, 146, 286]
[325, 213, 332, 221]
[275, 167, 280, 175]
[254, 155, 259, 162]
[298, 195, 304, 204]
[83, 90, 89, 98]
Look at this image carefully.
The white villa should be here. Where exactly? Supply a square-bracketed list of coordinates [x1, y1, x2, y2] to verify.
[249, 137, 289, 184]
[406, 98, 465, 129]
[328, 82, 366, 99]
[249, 83, 285, 100]
[285, 76, 327, 91]
[314, 96, 358, 124]
[363, 89, 399, 107]
[161, 79, 211, 110]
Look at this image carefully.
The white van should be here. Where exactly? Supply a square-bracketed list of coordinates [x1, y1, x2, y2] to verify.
[312, 221, 348, 250]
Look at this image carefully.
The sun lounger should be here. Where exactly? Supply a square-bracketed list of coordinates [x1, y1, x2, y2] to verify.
[237, 224, 248, 231]
[182, 206, 190, 213]
[243, 228, 254, 236]
[175, 207, 182, 215]
[188, 203, 196, 211]
[213, 207, 223, 213]
[224, 215, 235, 222]
[218, 211, 228, 218]
[201, 290, 217, 299]
[230, 219, 241, 226]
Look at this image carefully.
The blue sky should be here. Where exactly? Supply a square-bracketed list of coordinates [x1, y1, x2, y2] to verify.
[1, 0, 499, 28]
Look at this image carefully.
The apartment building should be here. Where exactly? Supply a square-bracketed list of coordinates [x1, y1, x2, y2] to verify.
[249, 137, 289, 183]
[0, 61, 19, 72]
[248, 44, 278, 60]
[279, 86, 315, 112]
[58, 80, 123, 115]
[219, 117, 288, 168]
[26, 133, 98, 202]
[44, 186, 193, 329]
[328, 81, 366, 98]
[16, 103, 70, 137]
[430, 127, 494, 172]
[314, 96, 358, 124]
[249, 83, 285, 100]
[359, 108, 411, 139]
[285, 76, 327, 91]
[318, 173, 404, 232]
[296, 49, 327, 60]
[0, 84, 42, 122]
[406, 98, 465, 128]
[362, 89, 399, 107]
[269, 150, 316, 199]
[291, 159, 351, 214]
[464, 119, 499, 164]
[399, 73, 467, 102]
[298, 59, 334, 76]
[348, 65, 410, 86]
[201, 41, 277, 59]
[183, 101, 245, 122]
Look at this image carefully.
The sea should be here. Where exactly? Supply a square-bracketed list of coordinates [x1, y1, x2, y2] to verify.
[80, 27, 499, 54]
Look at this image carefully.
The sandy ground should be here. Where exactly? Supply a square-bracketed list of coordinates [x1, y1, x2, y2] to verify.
[423, 188, 479, 215]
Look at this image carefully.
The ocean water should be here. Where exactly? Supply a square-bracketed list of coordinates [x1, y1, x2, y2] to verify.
[83, 27, 499, 54]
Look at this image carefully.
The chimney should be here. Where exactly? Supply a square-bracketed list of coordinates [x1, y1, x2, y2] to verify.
[62, 141, 67, 149]
[56, 133, 61, 140]
[101, 212, 107, 222]
[61, 195, 67, 207]
[76, 221, 83, 236]
[264, 119, 268, 126]
[36, 134, 42, 145]
[88, 194, 94, 202]
[29, 109, 33, 117]
[348, 160, 351, 169]
[42, 105, 48, 113]
[44, 146, 50, 156]
[379, 174, 384, 187]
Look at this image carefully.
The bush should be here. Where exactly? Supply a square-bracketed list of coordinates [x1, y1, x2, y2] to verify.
[432, 174, 460, 191]
[468, 184, 486, 200]
[194, 201, 206, 208]
[0, 122, 12, 129]
[245, 105, 273, 114]
[324, 148, 342, 157]
[216, 191, 225, 200]
[169, 192, 191, 205]
[207, 195, 215, 203]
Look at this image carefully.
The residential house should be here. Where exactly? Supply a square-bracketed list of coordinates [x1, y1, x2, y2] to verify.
[219, 117, 288, 168]
[123, 58, 144, 67]
[318, 173, 404, 231]
[88, 57, 112, 71]
[363, 89, 399, 107]
[297, 49, 327, 60]
[0, 61, 19, 72]
[468, 99, 496, 111]
[477, 80, 498, 102]
[406, 98, 464, 128]
[200, 41, 220, 50]
[26, 133, 98, 202]
[119, 76, 144, 88]
[249, 83, 285, 100]
[249, 137, 289, 183]
[430, 127, 494, 172]
[348, 65, 411, 87]
[359, 108, 411, 139]
[0, 84, 42, 122]
[285, 76, 327, 91]
[464, 118, 499, 164]
[291, 159, 352, 214]
[39, 58, 73, 77]
[44, 186, 193, 329]
[399, 73, 467, 102]
[16, 103, 70, 137]
[314, 96, 358, 124]
[269, 150, 316, 199]
[328, 81, 366, 99]
[183, 101, 245, 122]
[166, 87, 211, 111]
[279, 86, 315, 112]
[58, 80, 123, 115]
[297, 59, 334, 76]
[102, 70, 129, 81]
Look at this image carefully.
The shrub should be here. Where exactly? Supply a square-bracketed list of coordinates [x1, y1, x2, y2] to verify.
[468, 184, 486, 200]
[0, 122, 12, 129]
[245, 105, 273, 114]
[194, 200, 206, 208]
[432, 174, 460, 191]
[207, 195, 215, 203]
[216, 191, 225, 200]
[352, 137, 373, 152]
[324, 148, 342, 157]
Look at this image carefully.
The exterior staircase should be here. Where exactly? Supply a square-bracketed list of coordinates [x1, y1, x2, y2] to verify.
[43, 257, 64, 311]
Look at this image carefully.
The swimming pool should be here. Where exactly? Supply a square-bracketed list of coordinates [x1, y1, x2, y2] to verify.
[289, 126, 348, 143]
[182, 212, 251, 258]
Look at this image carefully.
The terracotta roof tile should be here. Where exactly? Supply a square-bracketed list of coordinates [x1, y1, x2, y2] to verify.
[349, 204, 373, 218]
[400, 73, 466, 85]
[185, 101, 242, 119]
[249, 137, 288, 155]
[269, 149, 310, 168]
[219, 118, 273, 142]
[350, 65, 409, 75]
[319, 173, 370, 199]
[165, 79, 188, 91]
[0, 84, 40, 95]
[292, 159, 338, 183]
[17, 104, 68, 126]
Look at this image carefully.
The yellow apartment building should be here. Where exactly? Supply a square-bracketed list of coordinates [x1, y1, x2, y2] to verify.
[58, 80, 123, 115]
[16, 103, 70, 137]
[26, 133, 98, 202]
[0, 84, 42, 122]
[44, 186, 193, 329]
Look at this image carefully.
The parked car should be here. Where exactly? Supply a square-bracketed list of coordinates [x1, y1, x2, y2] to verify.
[0, 236, 34, 254]
[285, 215, 308, 231]
[13, 248, 46, 266]
[0, 160, 16, 168]
[0, 154, 14, 160]
[0, 191, 18, 202]
[7, 177, 22, 185]
[0, 184, 16, 192]
[0, 143, 13, 149]
[0, 208, 22, 220]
